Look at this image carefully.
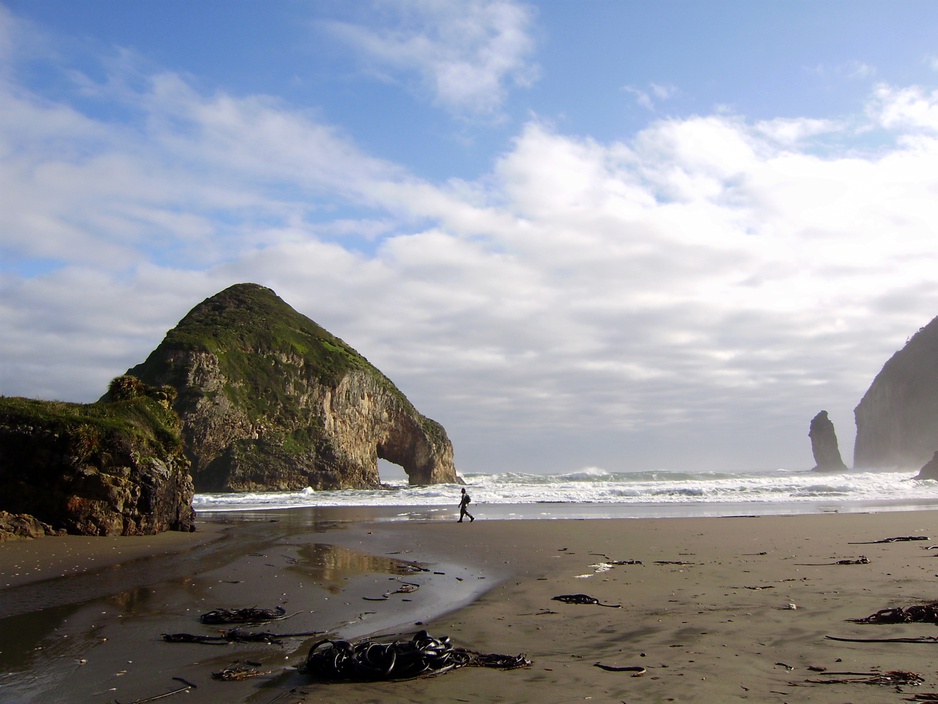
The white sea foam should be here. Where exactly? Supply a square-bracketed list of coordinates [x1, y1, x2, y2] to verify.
[193, 468, 938, 518]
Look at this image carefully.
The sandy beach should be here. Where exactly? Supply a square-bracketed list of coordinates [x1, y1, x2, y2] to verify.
[4, 509, 938, 703]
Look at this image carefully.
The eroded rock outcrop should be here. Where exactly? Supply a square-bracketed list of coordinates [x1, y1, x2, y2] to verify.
[0, 379, 195, 536]
[122, 283, 457, 491]
[809, 410, 848, 472]
[0, 511, 64, 541]
[915, 451, 938, 480]
[854, 316, 938, 470]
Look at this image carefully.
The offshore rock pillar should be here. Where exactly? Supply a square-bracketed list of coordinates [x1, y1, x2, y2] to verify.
[809, 410, 848, 472]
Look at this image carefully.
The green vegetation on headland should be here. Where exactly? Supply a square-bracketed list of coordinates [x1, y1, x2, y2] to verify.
[115, 284, 456, 490]
[1, 376, 182, 461]
[127, 283, 412, 426]
[3, 283, 456, 503]
[0, 376, 195, 536]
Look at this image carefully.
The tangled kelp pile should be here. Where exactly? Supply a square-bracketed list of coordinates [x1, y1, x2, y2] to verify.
[552, 593, 621, 608]
[806, 670, 924, 686]
[162, 605, 318, 645]
[158, 606, 529, 685]
[199, 606, 287, 624]
[162, 629, 312, 645]
[300, 630, 530, 681]
[851, 601, 938, 625]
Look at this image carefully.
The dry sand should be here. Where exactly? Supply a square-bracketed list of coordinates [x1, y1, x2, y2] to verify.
[4, 510, 938, 703]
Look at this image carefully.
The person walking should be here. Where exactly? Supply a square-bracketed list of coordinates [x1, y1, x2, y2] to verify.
[458, 487, 474, 523]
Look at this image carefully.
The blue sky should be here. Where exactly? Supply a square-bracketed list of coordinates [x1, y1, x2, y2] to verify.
[3, 1, 938, 476]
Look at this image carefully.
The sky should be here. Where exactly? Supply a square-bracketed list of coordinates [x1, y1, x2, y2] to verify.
[3, 1, 938, 477]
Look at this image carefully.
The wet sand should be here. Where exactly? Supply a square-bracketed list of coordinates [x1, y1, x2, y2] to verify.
[3, 509, 938, 703]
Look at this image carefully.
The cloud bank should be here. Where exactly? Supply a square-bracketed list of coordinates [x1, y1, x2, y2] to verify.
[2, 3, 938, 474]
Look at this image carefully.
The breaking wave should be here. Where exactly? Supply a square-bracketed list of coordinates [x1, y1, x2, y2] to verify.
[194, 468, 938, 518]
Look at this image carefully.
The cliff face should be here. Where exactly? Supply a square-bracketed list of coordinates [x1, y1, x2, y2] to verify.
[124, 283, 457, 491]
[808, 410, 848, 472]
[0, 379, 195, 537]
[915, 451, 938, 480]
[854, 316, 938, 470]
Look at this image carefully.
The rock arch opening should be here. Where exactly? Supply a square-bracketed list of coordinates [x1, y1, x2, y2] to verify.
[377, 458, 408, 484]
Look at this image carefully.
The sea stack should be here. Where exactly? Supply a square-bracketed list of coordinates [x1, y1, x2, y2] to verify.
[122, 283, 458, 492]
[808, 410, 848, 472]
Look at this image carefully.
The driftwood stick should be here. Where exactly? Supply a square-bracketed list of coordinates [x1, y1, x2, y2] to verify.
[826, 634, 938, 644]
[593, 662, 646, 674]
[847, 536, 929, 544]
[115, 677, 197, 704]
[794, 557, 870, 566]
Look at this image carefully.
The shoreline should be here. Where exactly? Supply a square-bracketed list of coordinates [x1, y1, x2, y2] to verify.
[4, 510, 938, 702]
[0, 510, 504, 704]
[193, 496, 938, 521]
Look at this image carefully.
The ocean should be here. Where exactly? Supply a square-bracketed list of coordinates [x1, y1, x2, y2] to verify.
[193, 467, 938, 521]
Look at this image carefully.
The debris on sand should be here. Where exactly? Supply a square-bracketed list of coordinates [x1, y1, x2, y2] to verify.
[551, 593, 621, 608]
[850, 601, 938, 625]
[848, 536, 929, 545]
[805, 669, 924, 686]
[300, 630, 530, 681]
[199, 606, 287, 624]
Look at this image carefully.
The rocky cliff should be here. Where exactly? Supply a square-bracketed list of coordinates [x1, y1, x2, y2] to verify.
[122, 283, 457, 491]
[0, 377, 195, 537]
[808, 410, 848, 472]
[915, 451, 938, 480]
[854, 316, 938, 470]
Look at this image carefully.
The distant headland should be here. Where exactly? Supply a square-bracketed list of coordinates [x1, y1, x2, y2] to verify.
[810, 315, 938, 476]
[0, 283, 458, 538]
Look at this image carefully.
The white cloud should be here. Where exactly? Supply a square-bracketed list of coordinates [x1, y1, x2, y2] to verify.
[805, 60, 877, 81]
[0, 6, 12, 70]
[869, 83, 938, 132]
[651, 83, 677, 100]
[624, 85, 655, 111]
[624, 82, 677, 111]
[846, 61, 875, 79]
[4, 33, 938, 472]
[324, 0, 539, 117]
[754, 117, 841, 145]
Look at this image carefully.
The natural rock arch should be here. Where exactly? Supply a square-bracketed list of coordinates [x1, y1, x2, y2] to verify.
[122, 284, 458, 491]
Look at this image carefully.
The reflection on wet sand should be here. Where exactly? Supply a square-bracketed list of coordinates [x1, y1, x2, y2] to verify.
[290, 542, 427, 594]
[0, 510, 488, 704]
